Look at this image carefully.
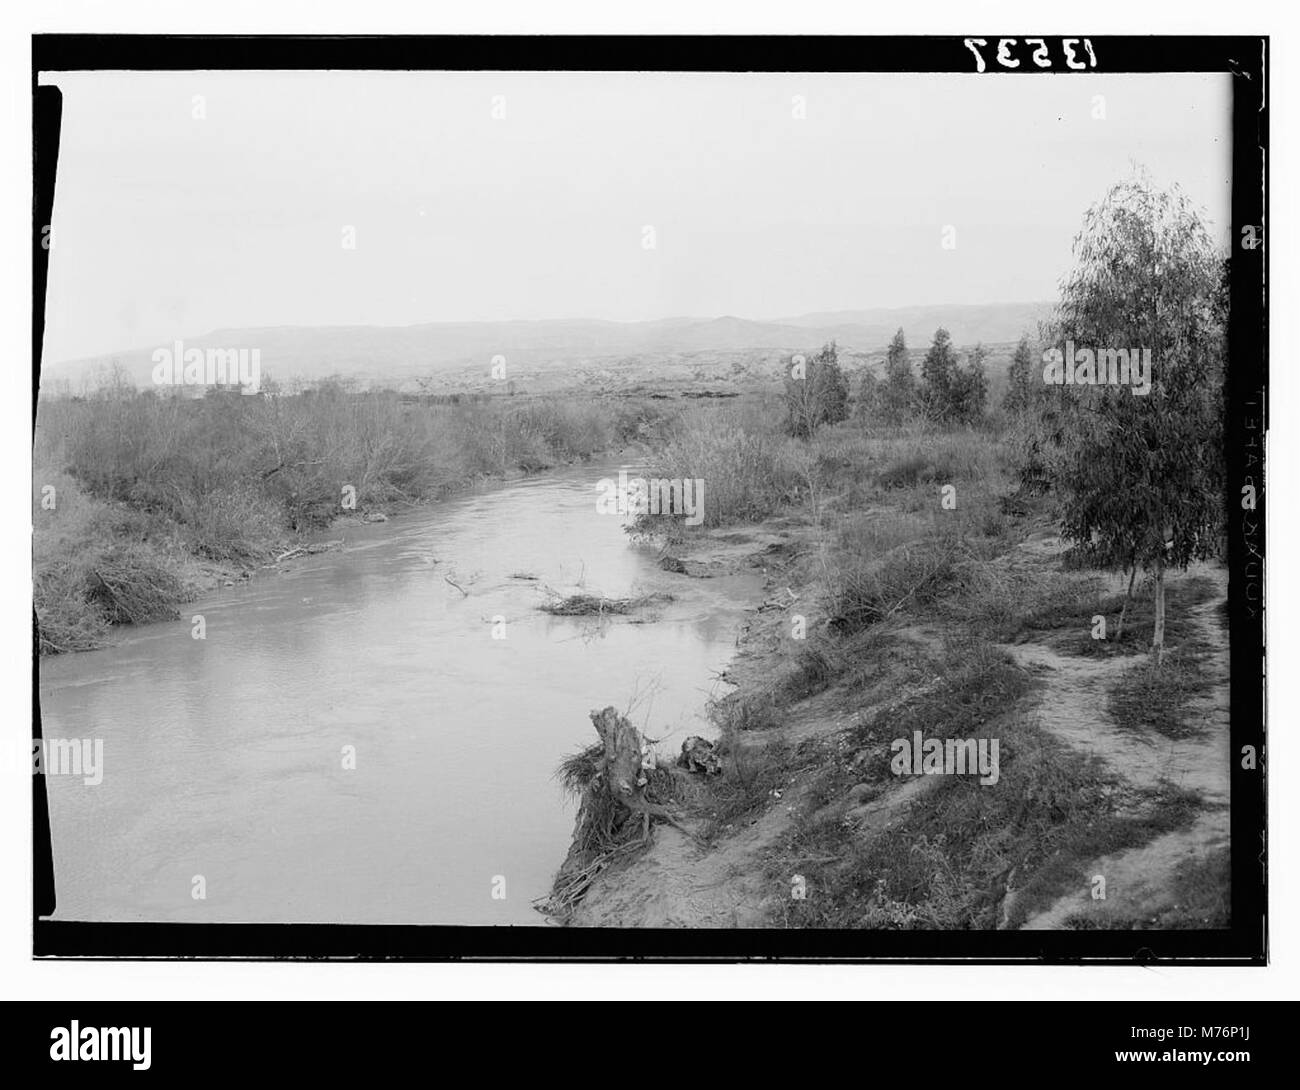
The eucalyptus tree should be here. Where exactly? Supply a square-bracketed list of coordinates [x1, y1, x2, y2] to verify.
[1047, 175, 1226, 656]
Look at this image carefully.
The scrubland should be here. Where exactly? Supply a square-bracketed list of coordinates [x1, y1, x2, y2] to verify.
[563, 389, 1229, 930]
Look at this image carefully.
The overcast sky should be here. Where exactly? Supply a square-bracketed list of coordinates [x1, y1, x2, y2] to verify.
[39, 70, 1231, 363]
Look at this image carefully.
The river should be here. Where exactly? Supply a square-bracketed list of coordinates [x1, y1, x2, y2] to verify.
[37, 460, 762, 924]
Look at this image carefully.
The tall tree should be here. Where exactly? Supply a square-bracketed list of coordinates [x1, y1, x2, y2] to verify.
[857, 368, 882, 421]
[951, 343, 989, 423]
[920, 328, 960, 421]
[879, 328, 915, 424]
[1048, 174, 1226, 656]
[1003, 334, 1038, 417]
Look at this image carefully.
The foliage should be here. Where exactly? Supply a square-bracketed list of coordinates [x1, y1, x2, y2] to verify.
[919, 328, 987, 424]
[950, 343, 989, 424]
[650, 401, 804, 527]
[856, 369, 882, 421]
[33, 386, 632, 653]
[1044, 174, 1226, 651]
[1002, 334, 1039, 417]
[920, 327, 960, 419]
[878, 327, 916, 424]
[784, 341, 850, 438]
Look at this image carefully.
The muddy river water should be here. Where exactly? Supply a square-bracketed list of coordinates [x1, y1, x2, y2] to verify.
[38, 461, 762, 924]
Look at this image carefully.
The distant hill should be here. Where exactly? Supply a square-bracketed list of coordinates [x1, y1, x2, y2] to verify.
[42, 302, 1052, 393]
[776, 302, 1051, 348]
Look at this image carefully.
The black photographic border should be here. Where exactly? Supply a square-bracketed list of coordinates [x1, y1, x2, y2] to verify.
[31, 33, 1267, 963]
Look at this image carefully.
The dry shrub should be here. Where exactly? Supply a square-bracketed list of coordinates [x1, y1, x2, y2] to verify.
[651, 405, 804, 527]
[34, 472, 192, 654]
[827, 537, 970, 634]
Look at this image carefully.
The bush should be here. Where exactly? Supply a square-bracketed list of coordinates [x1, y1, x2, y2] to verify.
[877, 453, 940, 490]
[876, 431, 1001, 491]
[34, 557, 112, 654]
[510, 398, 612, 460]
[783, 342, 850, 438]
[176, 483, 286, 563]
[82, 543, 189, 626]
[33, 474, 191, 653]
[828, 537, 968, 633]
[650, 404, 803, 527]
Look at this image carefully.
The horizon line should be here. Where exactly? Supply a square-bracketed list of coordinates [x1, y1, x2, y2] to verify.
[44, 298, 1055, 369]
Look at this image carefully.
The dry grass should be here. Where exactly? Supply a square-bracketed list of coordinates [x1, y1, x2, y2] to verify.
[695, 734, 794, 843]
[1061, 845, 1230, 929]
[646, 400, 806, 527]
[826, 536, 971, 634]
[545, 414, 1226, 930]
[773, 661, 1203, 930]
[1108, 649, 1215, 740]
[33, 472, 194, 654]
[34, 386, 638, 653]
[708, 689, 783, 734]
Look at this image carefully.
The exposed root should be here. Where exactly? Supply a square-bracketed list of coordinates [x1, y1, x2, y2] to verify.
[537, 707, 696, 921]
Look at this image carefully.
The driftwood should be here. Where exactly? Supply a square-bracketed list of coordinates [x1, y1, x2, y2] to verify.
[274, 539, 344, 563]
[539, 592, 672, 617]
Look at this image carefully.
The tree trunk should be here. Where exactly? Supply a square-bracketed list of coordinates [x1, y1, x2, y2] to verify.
[1115, 565, 1137, 643]
[1151, 561, 1166, 662]
[589, 706, 695, 839]
[590, 706, 647, 807]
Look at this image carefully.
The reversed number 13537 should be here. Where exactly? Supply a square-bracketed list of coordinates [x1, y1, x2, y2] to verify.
[964, 38, 1098, 73]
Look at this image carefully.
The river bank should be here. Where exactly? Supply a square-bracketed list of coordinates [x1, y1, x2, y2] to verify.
[34, 382, 671, 656]
[40, 457, 764, 924]
[549, 422, 1231, 930]
[34, 460, 588, 657]
[183, 451, 655, 610]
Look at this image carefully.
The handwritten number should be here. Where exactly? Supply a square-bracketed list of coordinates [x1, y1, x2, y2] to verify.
[969, 37, 1096, 72]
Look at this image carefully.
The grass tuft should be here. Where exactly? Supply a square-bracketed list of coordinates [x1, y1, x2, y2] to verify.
[1108, 649, 1214, 739]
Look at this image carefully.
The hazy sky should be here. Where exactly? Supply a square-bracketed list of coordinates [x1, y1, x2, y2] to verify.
[39, 70, 1231, 362]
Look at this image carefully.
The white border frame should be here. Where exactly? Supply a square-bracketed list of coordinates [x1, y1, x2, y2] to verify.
[3, 0, 1292, 1002]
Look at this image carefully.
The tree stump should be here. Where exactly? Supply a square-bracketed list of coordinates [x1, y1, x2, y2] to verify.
[538, 706, 694, 920]
[590, 706, 648, 807]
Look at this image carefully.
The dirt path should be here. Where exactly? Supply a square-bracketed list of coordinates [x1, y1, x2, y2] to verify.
[1016, 565, 1230, 929]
